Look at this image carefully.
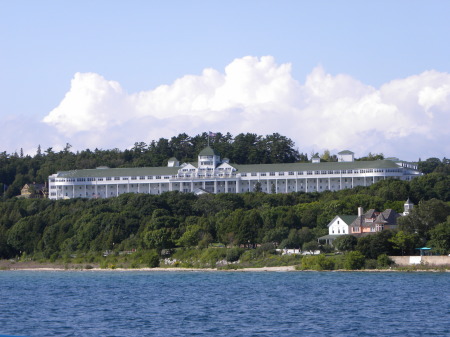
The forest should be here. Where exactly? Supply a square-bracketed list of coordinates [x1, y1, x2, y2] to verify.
[0, 132, 449, 268]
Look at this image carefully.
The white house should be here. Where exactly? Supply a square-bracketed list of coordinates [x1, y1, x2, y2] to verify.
[48, 147, 422, 200]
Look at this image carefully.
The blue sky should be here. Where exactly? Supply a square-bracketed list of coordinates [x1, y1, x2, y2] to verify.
[1, 0, 450, 161]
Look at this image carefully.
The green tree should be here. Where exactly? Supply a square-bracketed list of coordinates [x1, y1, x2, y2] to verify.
[398, 198, 450, 240]
[302, 240, 319, 254]
[333, 235, 357, 252]
[356, 230, 395, 259]
[427, 217, 450, 255]
[344, 251, 366, 270]
[143, 228, 174, 252]
[388, 230, 419, 255]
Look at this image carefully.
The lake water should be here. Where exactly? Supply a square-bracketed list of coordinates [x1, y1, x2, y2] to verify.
[0, 271, 449, 336]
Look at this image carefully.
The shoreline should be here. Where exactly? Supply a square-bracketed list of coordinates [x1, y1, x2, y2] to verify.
[1, 263, 449, 273]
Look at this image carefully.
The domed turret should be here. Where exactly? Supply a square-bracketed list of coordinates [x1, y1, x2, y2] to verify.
[403, 198, 414, 216]
[198, 146, 220, 168]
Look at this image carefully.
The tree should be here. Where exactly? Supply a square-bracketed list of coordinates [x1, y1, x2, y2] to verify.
[398, 198, 450, 240]
[333, 235, 357, 252]
[176, 224, 202, 248]
[344, 251, 365, 270]
[427, 217, 450, 255]
[302, 240, 319, 254]
[418, 157, 441, 174]
[388, 231, 419, 256]
[143, 228, 174, 253]
[356, 230, 395, 259]
[254, 182, 262, 193]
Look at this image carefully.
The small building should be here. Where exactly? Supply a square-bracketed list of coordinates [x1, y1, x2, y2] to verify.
[20, 183, 47, 199]
[319, 215, 358, 245]
[319, 200, 412, 246]
[349, 207, 401, 235]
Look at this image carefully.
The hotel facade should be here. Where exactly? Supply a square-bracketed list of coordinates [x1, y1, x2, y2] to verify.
[48, 148, 421, 200]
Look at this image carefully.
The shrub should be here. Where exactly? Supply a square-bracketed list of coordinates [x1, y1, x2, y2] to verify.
[141, 250, 160, 268]
[377, 254, 393, 268]
[300, 254, 335, 271]
[226, 248, 244, 262]
[364, 259, 378, 269]
[344, 251, 366, 270]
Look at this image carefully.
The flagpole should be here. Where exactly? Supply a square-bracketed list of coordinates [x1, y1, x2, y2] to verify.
[207, 131, 210, 147]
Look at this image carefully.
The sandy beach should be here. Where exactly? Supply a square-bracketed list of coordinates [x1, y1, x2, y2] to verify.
[0, 260, 296, 272]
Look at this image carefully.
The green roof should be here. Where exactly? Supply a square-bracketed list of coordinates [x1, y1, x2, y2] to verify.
[55, 159, 409, 179]
[198, 146, 218, 156]
[233, 160, 401, 173]
[57, 167, 179, 178]
[338, 150, 354, 155]
[337, 215, 358, 225]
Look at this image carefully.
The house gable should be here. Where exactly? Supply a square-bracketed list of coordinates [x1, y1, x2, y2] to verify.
[328, 215, 357, 235]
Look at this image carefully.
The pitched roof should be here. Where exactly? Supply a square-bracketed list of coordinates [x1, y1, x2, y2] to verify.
[338, 215, 358, 225]
[198, 146, 218, 156]
[364, 209, 377, 218]
[328, 215, 358, 227]
[56, 167, 179, 178]
[233, 160, 401, 173]
[381, 209, 400, 225]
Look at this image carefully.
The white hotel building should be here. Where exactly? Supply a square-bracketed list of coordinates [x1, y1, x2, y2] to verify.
[48, 148, 421, 200]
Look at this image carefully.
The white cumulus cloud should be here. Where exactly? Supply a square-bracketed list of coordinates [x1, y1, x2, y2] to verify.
[42, 56, 450, 160]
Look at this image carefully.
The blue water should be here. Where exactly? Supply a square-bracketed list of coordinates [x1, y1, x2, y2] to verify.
[0, 271, 449, 337]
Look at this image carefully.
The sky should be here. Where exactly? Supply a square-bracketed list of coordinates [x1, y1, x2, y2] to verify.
[1, 0, 450, 161]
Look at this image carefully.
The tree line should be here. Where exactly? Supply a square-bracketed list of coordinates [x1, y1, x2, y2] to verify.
[0, 176, 449, 261]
